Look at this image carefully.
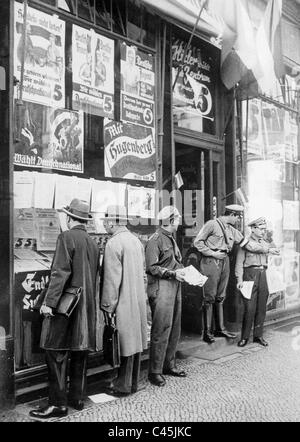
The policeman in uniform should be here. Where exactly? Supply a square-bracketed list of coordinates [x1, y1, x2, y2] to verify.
[235, 217, 280, 347]
[194, 204, 247, 343]
[145, 206, 186, 387]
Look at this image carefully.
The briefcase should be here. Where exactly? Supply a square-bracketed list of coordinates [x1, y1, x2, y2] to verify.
[56, 287, 82, 317]
[103, 321, 121, 368]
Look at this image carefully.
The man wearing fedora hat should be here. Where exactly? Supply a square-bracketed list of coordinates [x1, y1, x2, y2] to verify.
[101, 205, 148, 396]
[30, 199, 101, 419]
[235, 217, 280, 347]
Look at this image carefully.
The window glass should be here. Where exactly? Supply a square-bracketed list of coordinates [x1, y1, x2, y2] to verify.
[172, 28, 218, 135]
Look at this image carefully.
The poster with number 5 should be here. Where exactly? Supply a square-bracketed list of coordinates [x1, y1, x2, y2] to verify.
[14, 1, 65, 108]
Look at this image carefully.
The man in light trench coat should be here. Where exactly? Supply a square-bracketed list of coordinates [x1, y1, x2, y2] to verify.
[29, 199, 101, 419]
[101, 205, 148, 396]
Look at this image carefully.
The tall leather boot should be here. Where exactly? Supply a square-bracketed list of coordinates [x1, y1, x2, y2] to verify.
[214, 303, 236, 338]
[203, 304, 215, 344]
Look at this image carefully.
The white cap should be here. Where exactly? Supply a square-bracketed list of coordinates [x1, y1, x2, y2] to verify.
[157, 206, 181, 222]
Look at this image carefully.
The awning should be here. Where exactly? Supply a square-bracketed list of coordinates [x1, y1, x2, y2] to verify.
[140, 0, 221, 38]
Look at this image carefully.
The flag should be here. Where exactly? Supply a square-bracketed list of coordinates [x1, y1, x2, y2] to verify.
[207, 0, 285, 99]
[235, 187, 249, 207]
[251, 0, 284, 99]
[174, 171, 184, 189]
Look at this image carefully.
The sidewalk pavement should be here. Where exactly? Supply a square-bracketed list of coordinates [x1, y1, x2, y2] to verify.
[1, 315, 300, 422]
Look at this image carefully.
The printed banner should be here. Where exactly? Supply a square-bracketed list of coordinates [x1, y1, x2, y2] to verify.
[120, 42, 155, 128]
[14, 103, 84, 173]
[172, 36, 215, 127]
[104, 120, 156, 181]
[72, 25, 114, 118]
[14, 2, 65, 107]
[15, 270, 50, 321]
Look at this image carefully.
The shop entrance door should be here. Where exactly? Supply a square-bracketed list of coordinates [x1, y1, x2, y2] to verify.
[175, 143, 208, 259]
[175, 142, 223, 334]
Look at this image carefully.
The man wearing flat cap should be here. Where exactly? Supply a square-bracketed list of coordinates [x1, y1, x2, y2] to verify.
[101, 205, 148, 396]
[30, 199, 101, 419]
[193, 204, 248, 343]
[145, 205, 186, 387]
[235, 217, 280, 347]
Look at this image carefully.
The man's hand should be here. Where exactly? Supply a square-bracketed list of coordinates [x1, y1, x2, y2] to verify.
[40, 305, 54, 317]
[269, 247, 280, 255]
[213, 251, 227, 260]
[237, 281, 243, 290]
[175, 269, 185, 282]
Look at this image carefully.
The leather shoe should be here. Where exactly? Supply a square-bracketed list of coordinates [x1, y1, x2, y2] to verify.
[68, 399, 84, 411]
[237, 339, 248, 347]
[163, 369, 187, 377]
[214, 330, 236, 339]
[253, 337, 268, 347]
[105, 388, 130, 397]
[29, 405, 68, 419]
[148, 373, 166, 387]
[203, 334, 215, 344]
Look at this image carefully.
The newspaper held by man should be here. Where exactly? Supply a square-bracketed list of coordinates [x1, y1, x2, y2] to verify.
[181, 265, 208, 286]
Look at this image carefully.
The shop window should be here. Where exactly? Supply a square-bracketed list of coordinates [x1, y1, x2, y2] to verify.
[95, 0, 112, 30]
[58, 0, 76, 13]
[78, 0, 95, 22]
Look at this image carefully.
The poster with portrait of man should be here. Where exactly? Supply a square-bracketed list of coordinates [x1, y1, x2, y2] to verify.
[14, 1, 65, 108]
[120, 42, 155, 128]
[72, 25, 114, 118]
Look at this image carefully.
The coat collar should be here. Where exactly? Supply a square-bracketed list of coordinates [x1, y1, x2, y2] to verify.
[112, 226, 128, 238]
[71, 225, 87, 231]
[158, 226, 173, 238]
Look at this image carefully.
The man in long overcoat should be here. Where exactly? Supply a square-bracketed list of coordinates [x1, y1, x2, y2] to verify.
[30, 199, 100, 419]
[101, 205, 148, 396]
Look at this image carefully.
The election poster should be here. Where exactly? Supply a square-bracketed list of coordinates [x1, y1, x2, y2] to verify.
[104, 119, 156, 181]
[172, 35, 216, 134]
[243, 99, 264, 158]
[14, 102, 84, 173]
[14, 2, 65, 108]
[120, 42, 155, 128]
[72, 25, 114, 118]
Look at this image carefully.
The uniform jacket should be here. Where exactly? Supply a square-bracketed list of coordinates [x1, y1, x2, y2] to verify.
[145, 227, 183, 297]
[235, 235, 273, 283]
[194, 217, 244, 256]
[100, 227, 148, 358]
[40, 225, 101, 351]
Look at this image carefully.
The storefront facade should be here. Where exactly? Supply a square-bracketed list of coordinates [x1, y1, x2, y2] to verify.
[1, 0, 298, 410]
[236, 0, 300, 321]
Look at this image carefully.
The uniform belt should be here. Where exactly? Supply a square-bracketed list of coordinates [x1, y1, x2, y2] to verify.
[211, 249, 228, 253]
[247, 265, 267, 270]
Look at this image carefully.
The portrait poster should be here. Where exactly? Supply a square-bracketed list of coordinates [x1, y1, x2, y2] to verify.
[172, 34, 216, 134]
[14, 2, 65, 108]
[261, 102, 285, 160]
[104, 119, 156, 181]
[72, 25, 114, 118]
[120, 42, 155, 128]
[127, 185, 156, 218]
[14, 104, 84, 173]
